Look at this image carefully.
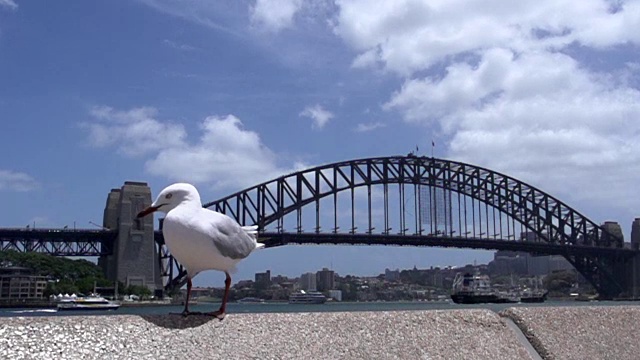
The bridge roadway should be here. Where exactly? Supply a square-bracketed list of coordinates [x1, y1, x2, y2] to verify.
[1, 228, 635, 258]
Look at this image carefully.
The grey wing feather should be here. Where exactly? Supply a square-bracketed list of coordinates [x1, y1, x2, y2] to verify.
[211, 217, 256, 259]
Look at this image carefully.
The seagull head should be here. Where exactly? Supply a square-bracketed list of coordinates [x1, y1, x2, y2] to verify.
[136, 183, 202, 218]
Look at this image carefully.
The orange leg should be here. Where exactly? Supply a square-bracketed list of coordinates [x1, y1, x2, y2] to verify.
[208, 272, 231, 320]
[181, 277, 197, 316]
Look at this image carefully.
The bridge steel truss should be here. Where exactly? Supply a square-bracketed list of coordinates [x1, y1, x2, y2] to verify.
[158, 155, 635, 298]
[0, 228, 116, 256]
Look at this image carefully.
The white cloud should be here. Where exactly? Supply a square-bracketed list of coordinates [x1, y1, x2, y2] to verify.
[0, 0, 17, 10]
[299, 104, 334, 130]
[83, 107, 292, 190]
[0, 170, 38, 192]
[145, 115, 285, 188]
[355, 122, 386, 132]
[250, 0, 303, 32]
[333, 0, 640, 76]
[82, 106, 186, 157]
[329, 0, 640, 210]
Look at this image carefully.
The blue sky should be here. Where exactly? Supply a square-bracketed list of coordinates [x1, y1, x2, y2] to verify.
[2, 0, 640, 286]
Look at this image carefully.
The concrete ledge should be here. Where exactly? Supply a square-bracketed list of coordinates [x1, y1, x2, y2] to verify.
[1, 306, 638, 359]
[501, 306, 640, 360]
[0, 309, 531, 360]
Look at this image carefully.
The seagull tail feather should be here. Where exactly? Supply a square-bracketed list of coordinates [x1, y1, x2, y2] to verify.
[242, 225, 265, 249]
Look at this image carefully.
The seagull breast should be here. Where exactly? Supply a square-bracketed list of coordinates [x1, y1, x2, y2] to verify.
[162, 206, 257, 275]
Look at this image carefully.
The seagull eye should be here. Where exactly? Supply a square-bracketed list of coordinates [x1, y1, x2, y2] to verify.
[165, 193, 173, 199]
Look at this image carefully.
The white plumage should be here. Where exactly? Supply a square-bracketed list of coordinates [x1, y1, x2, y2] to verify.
[137, 182, 264, 318]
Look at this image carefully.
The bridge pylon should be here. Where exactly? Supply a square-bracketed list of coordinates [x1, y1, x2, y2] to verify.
[98, 181, 163, 294]
[625, 218, 640, 298]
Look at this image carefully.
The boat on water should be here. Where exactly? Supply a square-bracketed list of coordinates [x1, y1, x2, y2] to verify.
[519, 288, 548, 303]
[237, 297, 266, 304]
[450, 273, 519, 304]
[56, 294, 120, 311]
[289, 290, 327, 304]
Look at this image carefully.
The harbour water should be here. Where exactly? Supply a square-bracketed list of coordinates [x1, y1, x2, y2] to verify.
[1, 299, 637, 317]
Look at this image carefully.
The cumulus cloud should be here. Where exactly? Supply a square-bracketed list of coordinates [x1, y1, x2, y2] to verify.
[299, 104, 334, 130]
[145, 115, 285, 188]
[82, 106, 291, 189]
[250, 0, 302, 32]
[329, 0, 640, 209]
[0, 170, 38, 192]
[0, 0, 17, 10]
[82, 106, 186, 157]
[333, 0, 640, 76]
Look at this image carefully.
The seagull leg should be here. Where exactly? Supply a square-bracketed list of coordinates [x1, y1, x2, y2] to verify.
[180, 277, 199, 317]
[207, 271, 231, 320]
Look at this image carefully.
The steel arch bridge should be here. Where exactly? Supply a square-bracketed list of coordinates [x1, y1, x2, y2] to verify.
[157, 155, 636, 299]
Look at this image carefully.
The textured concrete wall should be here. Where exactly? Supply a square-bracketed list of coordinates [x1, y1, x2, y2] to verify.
[100, 182, 162, 292]
[98, 189, 121, 281]
[3, 306, 640, 359]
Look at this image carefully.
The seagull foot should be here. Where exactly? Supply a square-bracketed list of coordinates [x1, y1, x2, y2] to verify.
[205, 310, 226, 320]
[172, 310, 202, 317]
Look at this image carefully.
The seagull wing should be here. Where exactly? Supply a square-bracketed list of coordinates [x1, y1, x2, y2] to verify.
[197, 209, 258, 260]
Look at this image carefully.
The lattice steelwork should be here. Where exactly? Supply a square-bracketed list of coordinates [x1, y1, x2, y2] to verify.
[206, 156, 622, 246]
[0, 228, 116, 256]
[0, 156, 635, 298]
[196, 155, 634, 298]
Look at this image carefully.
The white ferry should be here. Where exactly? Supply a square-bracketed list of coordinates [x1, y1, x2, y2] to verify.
[289, 290, 327, 304]
[56, 294, 120, 311]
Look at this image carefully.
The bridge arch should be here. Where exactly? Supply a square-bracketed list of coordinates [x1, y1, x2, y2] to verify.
[157, 155, 633, 298]
[204, 156, 621, 248]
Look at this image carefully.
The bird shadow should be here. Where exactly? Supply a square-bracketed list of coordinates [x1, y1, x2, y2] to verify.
[139, 313, 223, 330]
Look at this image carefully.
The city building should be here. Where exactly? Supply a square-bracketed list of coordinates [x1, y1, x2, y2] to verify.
[0, 267, 48, 300]
[384, 268, 400, 282]
[255, 270, 271, 288]
[299, 272, 317, 291]
[316, 268, 335, 291]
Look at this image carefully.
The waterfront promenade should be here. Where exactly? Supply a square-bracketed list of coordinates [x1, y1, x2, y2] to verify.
[1, 305, 639, 359]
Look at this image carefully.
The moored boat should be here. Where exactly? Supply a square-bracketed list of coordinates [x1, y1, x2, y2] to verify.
[450, 273, 519, 304]
[519, 289, 548, 303]
[289, 290, 327, 304]
[56, 294, 120, 311]
[237, 297, 266, 303]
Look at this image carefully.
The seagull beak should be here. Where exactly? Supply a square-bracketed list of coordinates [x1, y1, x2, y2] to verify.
[137, 205, 160, 218]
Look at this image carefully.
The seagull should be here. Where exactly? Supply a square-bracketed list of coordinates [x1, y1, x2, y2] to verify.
[136, 183, 264, 319]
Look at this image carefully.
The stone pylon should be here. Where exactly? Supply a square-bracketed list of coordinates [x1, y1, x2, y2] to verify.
[98, 181, 162, 294]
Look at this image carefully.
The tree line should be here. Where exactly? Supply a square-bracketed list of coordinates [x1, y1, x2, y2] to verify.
[0, 251, 150, 298]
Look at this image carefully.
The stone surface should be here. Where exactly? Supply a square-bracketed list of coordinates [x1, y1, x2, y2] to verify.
[0, 309, 532, 360]
[501, 305, 640, 360]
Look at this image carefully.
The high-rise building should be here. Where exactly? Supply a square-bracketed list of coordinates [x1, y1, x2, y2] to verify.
[384, 268, 400, 282]
[631, 218, 640, 250]
[299, 272, 317, 291]
[255, 270, 271, 288]
[316, 268, 335, 291]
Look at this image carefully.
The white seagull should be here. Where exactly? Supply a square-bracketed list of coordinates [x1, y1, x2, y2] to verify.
[137, 183, 264, 319]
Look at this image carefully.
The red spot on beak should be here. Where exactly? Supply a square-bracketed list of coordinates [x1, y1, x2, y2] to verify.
[137, 205, 160, 218]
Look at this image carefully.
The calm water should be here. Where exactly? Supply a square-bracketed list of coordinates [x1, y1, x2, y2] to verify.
[2, 300, 638, 317]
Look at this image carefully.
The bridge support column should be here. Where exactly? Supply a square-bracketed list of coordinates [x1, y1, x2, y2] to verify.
[98, 181, 162, 294]
[626, 255, 640, 299]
